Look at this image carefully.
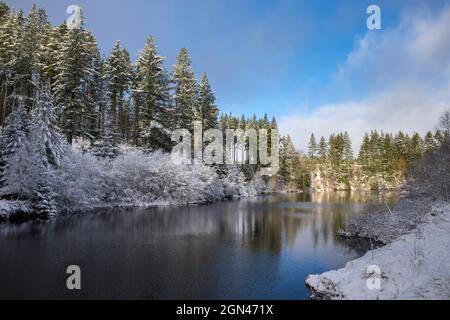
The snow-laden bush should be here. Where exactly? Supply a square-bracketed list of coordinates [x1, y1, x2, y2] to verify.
[343, 138, 450, 244]
[51, 148, 268, 211]
[2, 122, 267, 216]
[108, 150, 224, 205]
[344, 196, 433, 244]
[51, 148, 114, 210]
[221, 165, 267, 198]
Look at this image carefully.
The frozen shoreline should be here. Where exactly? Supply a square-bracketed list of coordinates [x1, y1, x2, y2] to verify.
[306, 202, 450, 299]
[0, 191, 271, 222]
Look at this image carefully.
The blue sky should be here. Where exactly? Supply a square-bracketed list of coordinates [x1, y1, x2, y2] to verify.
[6, 0, 450, 150]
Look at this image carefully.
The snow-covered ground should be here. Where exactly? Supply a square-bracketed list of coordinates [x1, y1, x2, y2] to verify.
[306, 202, 450, 299]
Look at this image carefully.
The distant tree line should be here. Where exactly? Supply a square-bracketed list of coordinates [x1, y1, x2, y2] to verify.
[278, 126, 448, 191]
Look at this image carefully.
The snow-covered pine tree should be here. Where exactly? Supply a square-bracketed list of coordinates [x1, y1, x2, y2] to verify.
[31, 82, 65, 168]
[18, 4, 51, 110]
[279, 135, 298, 186]
[260, 113, 270, 129]
[409, 132, 424, 162]
[0, 101, 33, 199]
[53, 10, 101, 144]
[104, 41, 132, 141]
[308, 133, 317, 159]
[90, 115, 120, 159]
[198, 73, 218, 130]
[83, 38, 104, 141]
[434, 130, 445, 146]
[0, 5, 50, 118]
[423, 131, 436, 153]
[172, 48, 198, 130]
[358, 133, 370, 166]
[343, 131, 353, 162]
[38, 24, 68, 96]
[0, 2, 9, 22]
[317, 136, 327, 163]
[32, 181, 57, 217]
[132, 36, 171, 149]
[27, 83, 66, 216]
[0, 10, 22, 124]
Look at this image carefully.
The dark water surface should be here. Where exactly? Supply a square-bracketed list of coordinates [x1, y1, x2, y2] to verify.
[0, 192, 393, 299]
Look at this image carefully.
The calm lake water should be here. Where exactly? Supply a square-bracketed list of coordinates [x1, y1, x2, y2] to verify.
[0, 192, 395, 299]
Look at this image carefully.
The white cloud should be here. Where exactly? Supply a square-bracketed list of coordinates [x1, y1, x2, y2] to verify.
[280, 6, 450, 153]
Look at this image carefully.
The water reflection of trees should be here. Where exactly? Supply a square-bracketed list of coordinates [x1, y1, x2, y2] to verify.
[0, 192, 396, 257]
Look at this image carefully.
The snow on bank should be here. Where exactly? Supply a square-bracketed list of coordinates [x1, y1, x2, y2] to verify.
[306, 202, 450, 299]
[0, 200, 32, 220]
[343, 197, 432, 244]
[0, 147, 267, 221]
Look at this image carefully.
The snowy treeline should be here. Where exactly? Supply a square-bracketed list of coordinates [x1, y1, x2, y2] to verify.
[0, 3, 272, 221]
[0, 92, 265, 219]
[305, 130, 445, 191]
[0, 109, 266, 220]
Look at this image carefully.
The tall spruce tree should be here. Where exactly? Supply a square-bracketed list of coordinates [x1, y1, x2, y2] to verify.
[0, 10, 22, 123]
[308, 133, 317, 159]
[31, 83, 65, 168]
[132, 36, 171, 149]
[424, 131, 437, 153]
[53, 10, 100, 144]
[172, 48, 198, 130]
[30, 83, 65, 216]
[317, 136, 327, 162]
[0, 102, 32, 199]
[19, 4, 51, 110]
[343, 131, 353, 162]
[279, 135, 298, 185]
[198, 73, 218, 129]
[104, 41, 132, 141]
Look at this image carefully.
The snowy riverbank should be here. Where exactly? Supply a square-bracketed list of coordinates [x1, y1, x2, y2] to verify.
[306, 201, 450, 299]
[0, 147, 268, 222]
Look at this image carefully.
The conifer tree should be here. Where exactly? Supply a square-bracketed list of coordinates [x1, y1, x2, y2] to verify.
[198, 73, 218, 129]
[308, 133, 317, 159]
[132, 36, 170, 149]
[53, 10, 100, 143]
[260, 113, 270, 129]
[270, 117, 277, 129]
[90, 118, 120, 159]
[424, 131, 437, 153]
[317, 136, 327, 163]
[0, 10, 22, 122]
[31, 83, 65, 168]
[434, 130, 445, 146]
[172, 48, 198, 129]
[0, 102, 33, 198]
[343, 131, 353, 162]
[28, 85, 63, 215]
[279, 135, 298, 185]
[409, 132, 424, 161]
[104, 41, 132, 140]
[19, 4, 51, 109]
[0, 2, 9, 22]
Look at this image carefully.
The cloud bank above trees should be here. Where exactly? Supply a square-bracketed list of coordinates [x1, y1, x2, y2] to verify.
[280, 6, 450, 153]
